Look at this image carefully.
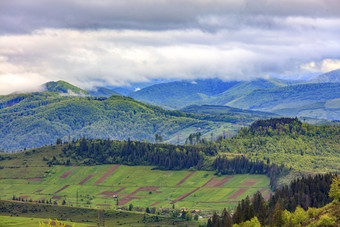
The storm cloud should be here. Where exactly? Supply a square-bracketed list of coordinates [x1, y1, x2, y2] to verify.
[1, 0, 340, 94]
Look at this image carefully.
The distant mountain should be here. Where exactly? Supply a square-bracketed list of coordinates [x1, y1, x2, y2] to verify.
[44, 81, 89, 96]
[129, 79, 240, 109]
[309, 68, 340, 83]
[0, 90, 254, 152]
[88, 87, 121, 97]
[180, 105, 277, 119]
[227, 82, 340, 111]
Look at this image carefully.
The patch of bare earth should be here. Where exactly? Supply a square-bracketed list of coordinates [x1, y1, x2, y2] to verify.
[35, 189, 43, 193]
[98, 187, 126, 198]
[51, 196, 63, 200]
[241, 179, 259, 186]
[96, 204, 111, 207]
[227, 188, 248, 199]
[78, 174, 94, 185]
[175, 172, 196, 186]
[54, 185, 69, 194]
[202, 176, 233, 187]
[60, 170, 73, 178]
[170, 187, 200, 204]
[19, 196, 30, 200]
[118, 187, 160, 205]
[93, 165, 120, 186]
[151, 201, 160, 206]
[26, 178, 43, 181]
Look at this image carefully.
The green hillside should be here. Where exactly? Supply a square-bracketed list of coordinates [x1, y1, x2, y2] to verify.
[44, 81, 89, 96]
[88, 87, 121, 97]
[309, 68, 340, 83]
[0, 92, 246, 152]
[226, 83, 340, 112]
[129, 79, 240, 109]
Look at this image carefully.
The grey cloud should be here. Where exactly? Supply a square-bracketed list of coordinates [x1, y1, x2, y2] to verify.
[1, 0, 340, 33]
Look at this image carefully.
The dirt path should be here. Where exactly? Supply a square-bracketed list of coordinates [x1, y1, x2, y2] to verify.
[227, 188, 248, 199]
[93, 165, 120, 186]
[175, 172, 196, 186]
[78, 174, 94, 185]
[54, 185, 69, 194]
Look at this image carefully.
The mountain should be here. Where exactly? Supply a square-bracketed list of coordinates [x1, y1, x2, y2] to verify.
[309, 68, 340, 83]
[226, 83, 340, 120]
[129, 79, 240, 109]
[43, 80, 89, 96]
[87, 87, 121, 97]
[0, 90, 252, 152]
[180, 104, 278, 120]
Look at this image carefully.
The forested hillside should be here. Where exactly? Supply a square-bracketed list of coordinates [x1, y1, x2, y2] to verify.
[215, 118, 340, 175]
[0, 90, 251, 152]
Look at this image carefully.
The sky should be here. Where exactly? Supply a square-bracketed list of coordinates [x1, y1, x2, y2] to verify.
[1, 0, 340, 94]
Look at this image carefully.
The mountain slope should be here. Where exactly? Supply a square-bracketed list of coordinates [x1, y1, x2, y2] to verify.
[227, 83, 340, 112]
[88, 87, 121, 97]
[0, 92, 250, 152]
[129, 79, 240, 109]
[309, 68, 340, 83]
[44, 80, 89, 95]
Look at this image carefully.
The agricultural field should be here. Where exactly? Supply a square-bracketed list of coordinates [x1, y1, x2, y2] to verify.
[0, 165, 271, 212]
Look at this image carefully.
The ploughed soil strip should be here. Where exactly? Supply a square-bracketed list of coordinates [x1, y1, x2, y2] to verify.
[241, 179, 259, 186]
[60, 170, 73, 178]
[34, 198, 46, 202]
[98, 187, 126, 198]
[78, 174, 95, 185]
[175, 171, 196, 186]
[35, 189, 43, 193]
[170, 187, 200, 204]
[93, 165, 120, 186]
[19, 196, 30, 200]
[51, 196, 63, 200]
[26, 178, 43, 181]
[96, 204, 111, 207]
[202, 176, 233, 188]
[200, 201, 239, 204]
[227, 188, 248, 199]
[151, 201, 160, 206]
[118, 187, 160, 205]
[54, 185, 70, 194]
[263, 191, 272, 201]
[259, 187, 268, 194]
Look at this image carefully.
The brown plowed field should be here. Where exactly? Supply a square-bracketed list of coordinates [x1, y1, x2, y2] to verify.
[96, 204, 111, 207]
[54, 185, 69, 194]
[118, 187, 160, 205]
[241, 179, 259, 186]
[151, 201, 160, 206]
[200, 201, 239, 204]
[98, 187, 126, 198]
[170, 187, 200, 204]
[93, 165, 120, 186]
[35, 189, 43, 193]
[26, 178, 43, 181]
[60, 170, 73, 178]
[227, 188, 248, 199]
[259, 187, 268, 194]
[202, 176, 233, 187]
[51, 196, 63, 200]
[19, 196, 30, 199]
[78, 174, 94, 185]
[175, 172, 196, 186]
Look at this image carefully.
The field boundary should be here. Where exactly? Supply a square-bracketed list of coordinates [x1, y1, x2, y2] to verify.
[175, 171, 196, 186]
[78, 174, 94, 185]
[93, 165, 120, 186]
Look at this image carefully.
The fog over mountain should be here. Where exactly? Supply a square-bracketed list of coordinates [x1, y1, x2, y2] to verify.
[1, 0, 340, 94]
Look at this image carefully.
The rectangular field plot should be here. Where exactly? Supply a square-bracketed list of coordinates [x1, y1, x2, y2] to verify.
[0, 165, 272, 211]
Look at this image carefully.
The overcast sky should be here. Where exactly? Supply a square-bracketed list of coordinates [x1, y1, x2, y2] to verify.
[1, 0, 340, 94]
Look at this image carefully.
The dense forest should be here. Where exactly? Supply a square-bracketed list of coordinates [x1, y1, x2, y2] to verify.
[214, 118, 340, 173]
[207, 173, 339, 227]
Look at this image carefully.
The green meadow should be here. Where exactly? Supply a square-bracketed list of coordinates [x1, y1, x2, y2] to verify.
[0, 165, 270, 212]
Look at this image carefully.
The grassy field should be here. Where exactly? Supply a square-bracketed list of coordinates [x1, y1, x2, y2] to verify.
[0, 216, 91, 227]
[0, 164, 271, 212]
